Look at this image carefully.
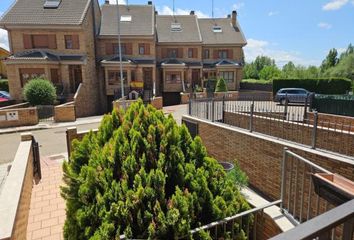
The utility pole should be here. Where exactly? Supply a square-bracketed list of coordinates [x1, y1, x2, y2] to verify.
[116, 0, 124, 99]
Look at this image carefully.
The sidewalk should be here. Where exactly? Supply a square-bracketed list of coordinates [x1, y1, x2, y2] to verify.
[0, 115, 104, 135]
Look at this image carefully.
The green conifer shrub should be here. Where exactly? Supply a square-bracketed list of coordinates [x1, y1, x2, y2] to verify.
[215, 78, 228, 92]
[61, 100, 250, 239]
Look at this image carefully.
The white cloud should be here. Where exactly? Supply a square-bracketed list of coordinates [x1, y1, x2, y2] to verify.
[318, 22, 332, 29]
[322, 0, 348, 11]
[233, 3, 245, 10]
[109, 0, 126, 5]
[268, 11, 279, 17]
[156, 6, 209, 18]
[0, 29, 9, 51]
[244, 38, 321, 67]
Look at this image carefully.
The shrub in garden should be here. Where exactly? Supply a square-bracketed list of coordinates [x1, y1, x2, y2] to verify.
[215, 78, 228, 92]
[61, 100, 250, 240]
[0, 79, 9, 92]
[23, 78, 57, 105]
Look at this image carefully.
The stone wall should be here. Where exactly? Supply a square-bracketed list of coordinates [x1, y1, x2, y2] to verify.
[224, 111, 354, 156]
[182, 115, 354, 204]
[54, 102, 76, 122]
[0, 134, 35, 240]
[0, 107, 38, 128]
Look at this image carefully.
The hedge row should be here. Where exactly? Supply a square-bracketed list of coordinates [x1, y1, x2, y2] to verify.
[0, 79, 8, 92]
[272, 78, 352, 95]
[312, 94, 354, 117]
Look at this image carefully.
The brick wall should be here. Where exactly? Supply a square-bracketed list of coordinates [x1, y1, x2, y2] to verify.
[0, 107, 38, 128]
[224, 111, 354, 156]
[181, 93, 190, 104]
[0, 134, 34, 240]
[182, 115, 354, 202]
[150, 97, 163, 110]
[307, 112, 354, 132]
[54, 102, 76, 122]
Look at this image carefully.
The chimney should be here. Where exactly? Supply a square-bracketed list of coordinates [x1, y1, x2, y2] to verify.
[148, 1, 152, 5]
[190, 10, 195, 15]
[232, 10, 237, 27]
[105, 0, 109, 4]
[227, 14, 231, 18]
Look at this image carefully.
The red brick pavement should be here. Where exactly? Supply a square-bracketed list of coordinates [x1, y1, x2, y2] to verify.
[27, 155, 66, 240]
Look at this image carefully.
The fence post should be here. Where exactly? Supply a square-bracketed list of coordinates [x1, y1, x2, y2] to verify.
[188, 98, 192, 115]
[211, 98, 215, 122]
[249, 101, 254, 132]
[283, 95, 288, 120]
[206, 99, 209, 120]
[311, 111, 318, 149]
[222, 95, 225, 123]
[303, 93, 309, 121]
[280, 148, 288, 211]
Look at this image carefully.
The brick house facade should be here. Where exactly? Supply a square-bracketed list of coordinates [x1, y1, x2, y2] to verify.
[0, 0, 247, 115]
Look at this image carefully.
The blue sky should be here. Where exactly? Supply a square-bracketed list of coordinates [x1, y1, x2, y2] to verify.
[0, 0, 353, 66]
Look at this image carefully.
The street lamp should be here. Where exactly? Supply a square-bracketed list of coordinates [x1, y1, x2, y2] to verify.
[116, 0, 124, 99]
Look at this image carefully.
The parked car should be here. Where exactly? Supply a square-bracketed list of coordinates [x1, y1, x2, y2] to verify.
[275, 88, 311, 105]
[0, 91, 11, 100]
[0, 97, 8, 102]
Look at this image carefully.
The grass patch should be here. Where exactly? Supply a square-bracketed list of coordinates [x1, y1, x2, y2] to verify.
[241, 79, 272, 84]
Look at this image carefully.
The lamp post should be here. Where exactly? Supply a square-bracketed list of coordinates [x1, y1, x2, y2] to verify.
[116, 0, 124, 99]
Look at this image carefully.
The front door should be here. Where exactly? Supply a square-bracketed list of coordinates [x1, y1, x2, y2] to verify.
[69, 65, 82, 93]
[143, 68, 153, 90]
[192, 69, 201, 88]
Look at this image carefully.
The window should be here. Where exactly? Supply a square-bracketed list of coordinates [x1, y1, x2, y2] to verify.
[108, 71, 127, 85]
[218, 50, 228, 59]
[167, 49, 178, 58]
[220, 71, 234, 83]
[188, 48, 197, 58]
[44, 0, 61, 9]
[65, 35, 79, 49]
[120, 15, 132, 22]
[166, 72, 181, 84]
[171, 23, 182, 32]
[212, 26, 223, 33]
[19, 68, 45, 87]
[139, 44, 145, 55]
[24, 34, 57, 49]
[113, 43, 126, 55]
[203, 49, 210, 59]
[32, 35, 49, 48]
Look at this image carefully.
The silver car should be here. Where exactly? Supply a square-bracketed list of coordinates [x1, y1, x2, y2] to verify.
[275, 88, 310, 105]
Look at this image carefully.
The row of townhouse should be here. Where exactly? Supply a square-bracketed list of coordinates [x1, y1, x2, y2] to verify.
[0, 0, 247, 116]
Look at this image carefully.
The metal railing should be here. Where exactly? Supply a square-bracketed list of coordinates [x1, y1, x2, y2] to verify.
[271, 199, 354, 240]
[189, 97, 354, 156]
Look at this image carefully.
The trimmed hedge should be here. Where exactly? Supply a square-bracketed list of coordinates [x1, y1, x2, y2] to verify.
[23, 78, 57, 106]
[0, 79, 9, 92]
[272, 78, 352, 95]
[312, 94, 354, 117]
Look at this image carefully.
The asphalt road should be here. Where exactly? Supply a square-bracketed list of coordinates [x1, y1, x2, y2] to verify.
[0, 104, 187, 164]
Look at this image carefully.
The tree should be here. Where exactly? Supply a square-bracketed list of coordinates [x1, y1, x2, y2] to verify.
[325, 53, 354, 81]
[215, 78, 228, 92]
[259, 65, 281, 80]
[61, 101, 250, 240]
[243, 63, 258, 79]
[254, 56, 275, 73]
[23, 78, 57, 106]
[321, 48, 339, 72]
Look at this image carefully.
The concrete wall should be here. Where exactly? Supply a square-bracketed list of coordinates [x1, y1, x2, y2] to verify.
[0, 133, 35, 240]
[0, 107, 38, 128]
[224, 111, 354, 156]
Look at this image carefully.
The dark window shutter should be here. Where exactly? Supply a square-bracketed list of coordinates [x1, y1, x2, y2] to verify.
[193, 48, 198, 58]
[213, 50, 219, 59]
[48, 35, 57, 49]
[162, 48, 167, 58]
[23, 34, 32, 49]
[72, 35, 80, 49]
[126, 43, 133, 55]
[145, 43, 150, 55]
[178, 48, 183, 58]
[106, 43, 113, 55]
[228, 49, 233, 59]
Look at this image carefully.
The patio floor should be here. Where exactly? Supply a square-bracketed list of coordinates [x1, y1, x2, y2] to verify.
[26, 154, 67, 240]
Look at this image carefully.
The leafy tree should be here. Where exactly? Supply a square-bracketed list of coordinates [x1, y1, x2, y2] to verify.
[215, 78, 228, 92]
[61, 101, 250, 240]
[325, 53, 354, 81]
[243, 63, 258, 79]
[281, 61, 296, 78]
[259, 65, 281, 80]
[23, 78, 57, 105]
[254, 56, 275, 72]
[321, 48, 339, 72]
